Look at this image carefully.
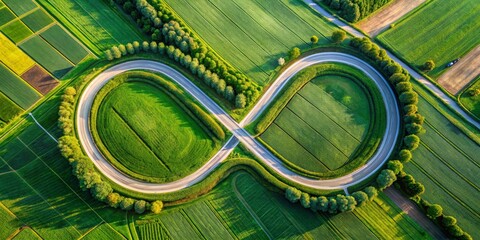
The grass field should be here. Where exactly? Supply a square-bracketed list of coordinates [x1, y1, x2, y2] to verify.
[12, 228, 41, 240]
[19, 36, 74, 78]
[2, 0, 37, 16]
[459, 78, 480, 119]
[136, 172, 428, 239]
[0, 33, 35, 75]
[36, 0, 144, 55]
[20, 8, 53, 32]
[164, 0, 338, 85]
[96, 81, 219, 183]
[0, 19, 33, 43]
[377, 0, 480, 77]
[0, 91, 23, 123]
[403, 81, 480, 238]
[82, 224, 125, 240]
[0, 63, 40, 109]
[40, 24, 89, 64]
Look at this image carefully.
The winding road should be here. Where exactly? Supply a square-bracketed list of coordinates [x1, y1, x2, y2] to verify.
[76, 52, 400, 194]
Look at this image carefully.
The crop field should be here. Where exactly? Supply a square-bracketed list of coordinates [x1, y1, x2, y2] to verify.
[136, 172, 427, 239]
[20, 65, 58, 95]
[2, 0, 37, 16]
[459, 78, 480, 119]
[403, 82, 480, 238]
[36, 0, 144, 55]
[0, 33, 35, 75]
[19, 36, 74, 78]
[261, 74, 372, 173]
[164, 0, 338, 85]
[0, 19, 33, 43]
[377, 0, 480, 77]
[20, 8, 53, 32]
[96, 81, 219, 183]
[40, 24, 89, 64]
[82, 224, 125, 240]
[0, 203, 21, 239]
[0, 91, 23, 123]
[12, 228, 41, 240]
[0, 63, 40, 109]
[0, 7, 15, 25]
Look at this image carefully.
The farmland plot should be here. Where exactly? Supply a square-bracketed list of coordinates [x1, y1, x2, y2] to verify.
[40, 24, 89, 64]
[0, 33, 35, 75]
[20, 8, 53, 32]
[0, 19, 33, 43]
[2, 0, 37, 16]
[0, 63, 40, 109]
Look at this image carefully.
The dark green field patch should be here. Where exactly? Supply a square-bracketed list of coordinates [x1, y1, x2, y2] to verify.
[40, 24, 88, 64]
[2, 0, 37, 16]
[0, 63, 40, 109]
[0, 7, 16, 26]
[0, 19, 33, 43]
[19, 36, 73, 78]
[0, 91, 23, 123]
[21, 8, 53, 32]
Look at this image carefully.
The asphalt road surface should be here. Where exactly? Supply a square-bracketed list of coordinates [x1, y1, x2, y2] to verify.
[76, 52, 399, 193]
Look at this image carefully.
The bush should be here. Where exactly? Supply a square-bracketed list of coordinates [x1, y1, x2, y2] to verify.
[134, 200, 147, 214]
[331, 30, 346, 44]
[364, 186, 378, 201]
[351, 191, 368, 207]
[376, 169, 397, 190]
[278, 57, 285, 66]
[151, 200, 163, 214]
[442, 216, 457, 227]
[426, 204, 443, 219]
[398, 149, 412, 163]
[285, 187, 302, 203]
[422, 60, 435, 71]
[289, 47, 301, 59]
[404, 134, 420, 150]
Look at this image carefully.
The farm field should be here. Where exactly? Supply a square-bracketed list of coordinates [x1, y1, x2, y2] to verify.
[459, 78, 480, 119]
[0, 63, 41, 109]
[377, 0, 480, 78]
[405, 81, 480, 238]
[437, 45, 480, 94]
[82, 223, 125, 240]
[20, 8, 53, 32]
[0, 91, 23, 124]
[96, 81, 219, 183]
[164, 0, 338, 85]
[0, 33, 35, 75]
[40, 24, 89, 64]
[36, 0, 144, 55]
[0, 19, 33, 43]
[136, 172, 428, 239]
[12, 228, 41, 240]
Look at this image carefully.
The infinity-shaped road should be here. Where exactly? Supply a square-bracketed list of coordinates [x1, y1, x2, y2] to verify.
[76, 52, 400, 194]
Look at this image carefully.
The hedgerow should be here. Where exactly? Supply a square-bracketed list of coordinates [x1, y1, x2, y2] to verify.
[316, 0, 392, 23]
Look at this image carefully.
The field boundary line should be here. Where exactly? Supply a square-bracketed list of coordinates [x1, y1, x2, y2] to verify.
[231, 174, 273, 240]
[15, 6, 40, 19]
[77, 221, 104, 240]
[205, 200, 239, 240]
[180, 209, 207, 240]
[28, 113, 57, 143]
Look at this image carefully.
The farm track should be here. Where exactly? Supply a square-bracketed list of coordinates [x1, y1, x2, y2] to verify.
[76, 52, 400, 193]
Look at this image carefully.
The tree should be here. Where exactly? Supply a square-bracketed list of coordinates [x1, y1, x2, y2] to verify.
[118, 44, 127, 55]
[120, 197, 134, 211]
[278, 57, 285, 66]
[398, 149, 412, 163]
[395, 82, 412, 93]
[107, 192, 122, 208]
[90, 182, 112, 201]
[389, 73, 408, 85]
[142, 41, 149, 52]
[224, 86, 235, 101]
[426, 204, 443, 219]
[111, 46, 122, 59]
[126, 43, 135, 54]
[422, 60, 435, 71]
[310, 196, 318, 212]
[405, 182, 425, 197]
[289, 47, 301, 59]
[235, 93, 247, 108]
[318, 196, 329, 212]
[134, 200, 146, 214]
[404, 134, 420, 150]
[458, 233, 473, 240]
[104, 50, 114, 60]
[352, 191, 368, 207]
[216, 79, 226, 95]
[133, 41, 140, 53]
[468, 88, 480, 97]
[399, 91, 419, 105]
[150, 41, 158, 53]
[331, 30, 346, 44]
[310, 35, 319, 45]
[404, 113, 424, 125]
[328, 197, 337, 214]
[376, 169, 397, 190]
[447, 225, 464, 237]
[387, 160, 403, 175]
[406, 123, 425, 135]
[403, 104, 418, 115]
[442, 216, 457, 227]
[300, 192, 310, 208]
[151, 200, 163, 214]
[285, 187, 302, 203]
[364, 186, 378, 201]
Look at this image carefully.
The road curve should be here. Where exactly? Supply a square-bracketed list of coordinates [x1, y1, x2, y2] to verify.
[76, 52, 400, 194]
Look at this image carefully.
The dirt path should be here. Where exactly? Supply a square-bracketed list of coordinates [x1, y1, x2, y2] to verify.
[438, 45, 480, 95]
[356, 0, 425, 37]
[384, 188, 447, 240]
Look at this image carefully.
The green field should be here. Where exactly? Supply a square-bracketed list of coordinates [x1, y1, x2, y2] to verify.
[0, 91, 23, 123]
[0, 7, 16, 25]
[40, 24, 89, 64]
[403, 81, 480, 238]
[20, 8, 53, 32]
[82, 224, 125, 240]
[0, 63, 40, 109]
[164, 0, 338, 84]
[136, 172, 428, 239]
[36, 0, 144, 55]
[19, 36, 74, 78]
[12, 228, 41, 240]
[459, 78, 480, 119]
[2, 0, 37, 16]
[0, 203, 21, 239]
[96, 81, 219, 183]
[0, 19, 33, 43]
[377, 0, 480, 77]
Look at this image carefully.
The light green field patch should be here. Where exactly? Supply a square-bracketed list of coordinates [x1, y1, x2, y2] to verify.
[0, 19, 33, 43]
[0, 91, 23, 122]
[40, 24, 88, 64]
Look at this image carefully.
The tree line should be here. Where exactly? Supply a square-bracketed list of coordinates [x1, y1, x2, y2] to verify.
[316, 0, 392, 22]
[111, 0, 261, 108]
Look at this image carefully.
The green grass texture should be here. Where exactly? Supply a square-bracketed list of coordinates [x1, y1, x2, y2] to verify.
[0, 63, 40, 109]
[0, 19, 33, 43]
[20, 8, 53, 32]
[40, 24, 89, 64]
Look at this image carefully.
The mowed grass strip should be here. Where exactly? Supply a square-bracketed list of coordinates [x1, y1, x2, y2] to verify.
[0, 7, 16, 26]
[40, 24, 88, 64]
[37, 0, 143, 54]
[97, 81, 218, 182]
[0, 91, 23, 122]
[377, 0, 480, 77]
[0, 33, 35, 75]
[19, 36, 73, 78]
[20, 8, 53, 32]
[2, 0, 37, 16]
[0, 19, 33, 43]
[0, 63, 40, 109]
[164, 0, 337, 84]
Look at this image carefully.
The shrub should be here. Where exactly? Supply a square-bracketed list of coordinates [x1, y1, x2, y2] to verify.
[426, 204, 443, 219]
[289, 47, 301, 59]
[404, 134, 420, 150]
[134, 200, 147, 214]
[285, 187, 302, 203]
[364, 186, 378, 201]
[278, 57, 285, 66]
[422, 60, 435, 71]
[376, 169, 397, 190]
[398, 149, 412, 163]
[151, 200, 163, 214]
[442, 216, 457, 227]
[352, 191, 368, 207]
[331, 30, 346, 44]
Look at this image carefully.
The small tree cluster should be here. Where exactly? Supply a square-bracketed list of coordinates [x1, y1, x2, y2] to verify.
[318, 0, 392, 23]
[376, 169, 396, 190]
[331, 30, 346, 44]
[397, 173, 425, 197]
